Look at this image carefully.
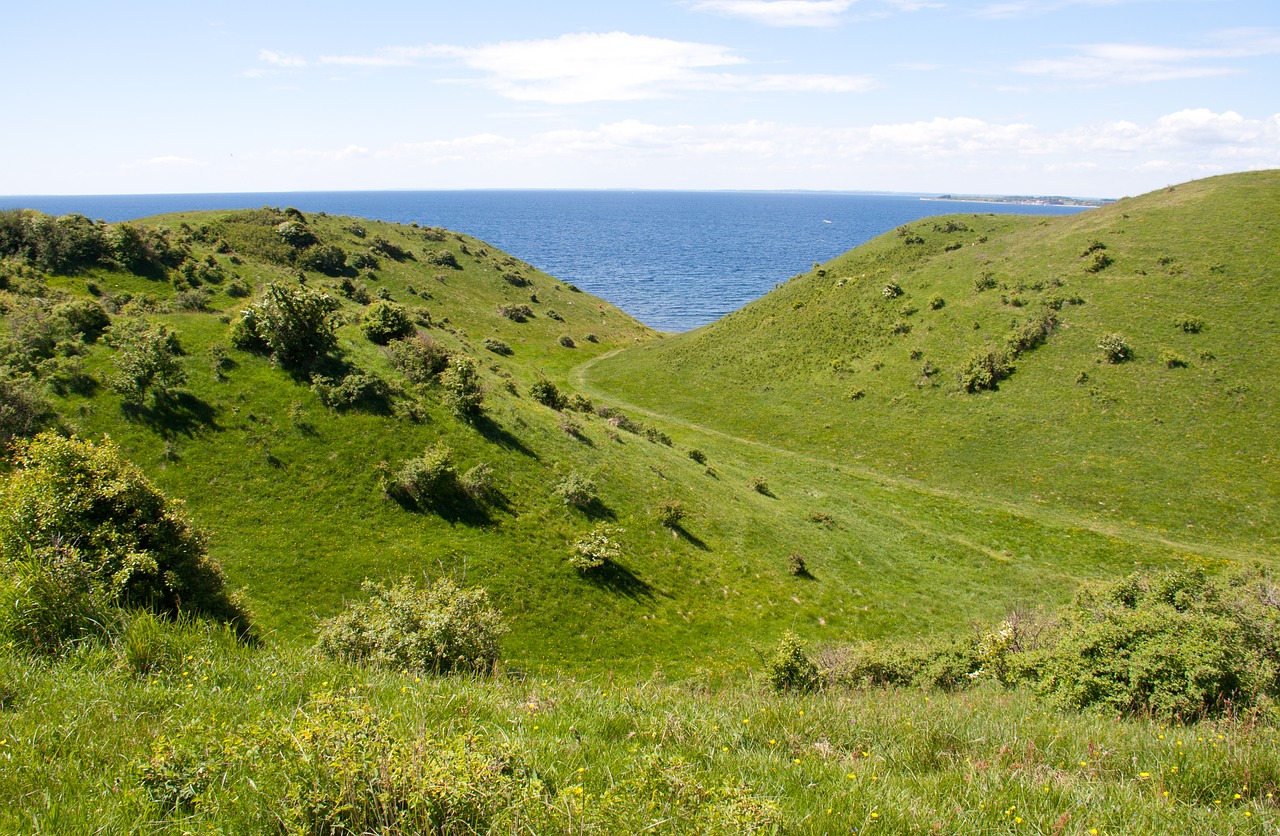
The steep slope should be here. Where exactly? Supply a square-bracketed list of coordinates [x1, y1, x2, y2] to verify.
[589, 171, 1280, 558]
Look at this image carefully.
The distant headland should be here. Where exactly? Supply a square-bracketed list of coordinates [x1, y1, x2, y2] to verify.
[924, 193, 1113, 207]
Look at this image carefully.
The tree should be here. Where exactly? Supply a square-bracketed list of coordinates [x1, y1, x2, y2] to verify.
[109, 322, 187, 406]
[234, 282, 341, 370]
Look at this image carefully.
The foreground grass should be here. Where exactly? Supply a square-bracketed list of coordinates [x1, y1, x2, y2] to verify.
[1, 623, 1277, 834]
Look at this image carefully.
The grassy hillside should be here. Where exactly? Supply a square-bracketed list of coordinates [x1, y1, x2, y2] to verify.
[588, 171, 1279, 561]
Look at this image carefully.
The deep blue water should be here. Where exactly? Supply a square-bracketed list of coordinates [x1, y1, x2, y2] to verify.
[0, 190, 1087, 332]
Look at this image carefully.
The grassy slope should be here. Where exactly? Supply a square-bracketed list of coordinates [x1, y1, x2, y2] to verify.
[588, 171, 1279, 564]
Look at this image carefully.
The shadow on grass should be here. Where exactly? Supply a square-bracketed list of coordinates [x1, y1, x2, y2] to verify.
[578, 498, 617, 522]
[388, 488, 493, 527]
[474, 415, 538, 459]
[587, 560, 653, 600]
[123, 391, 220, 439]
[670, 524, 710, 551]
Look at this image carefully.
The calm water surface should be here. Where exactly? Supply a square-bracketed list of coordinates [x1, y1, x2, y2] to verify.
[1, 191, 1087, 331]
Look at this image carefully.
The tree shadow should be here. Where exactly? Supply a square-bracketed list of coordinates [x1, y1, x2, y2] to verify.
[387, 488, 493, 527]
[587, 560, 653, 601]
[473, 414, 537, 459]
[670, 524, 710, 552]
[578, 498, 617, 521]
[124, 391, 220, 439]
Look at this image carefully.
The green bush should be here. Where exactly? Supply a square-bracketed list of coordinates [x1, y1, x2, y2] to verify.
[360, 300, 414, 345]
[0, 433, 247, 636]
[881, 282, 903, 299]
[386, 334, 450, 384]
[310, 372, 391, 411]
[558, 335, 576, 348]
[234, 283, 341, 370]
[958, 346, 1013, 392]
[388, 443, 458, 507]
[1038, 568, 1280, 721]
[299, 244, 348, 276]
[1161, 350, 1188, 369]
[928, 294, 945, 310]
[655, 499, 686, 528]
[555, 473, 598, 509]
[529, 379, 567, 410]
[1005, 308, 1057, 355]
[483, 336, 513, 356]
[569, 526, 623, 572]
[766, 632, 821, 693]
[0, 375, 56, 453]
[497, 304, 532, 322]
[1173, 314, 1205, 333]
[687, 448, 707, 465]
[317, 576, 507, 674]
[1097, 332, 1133, 364]
[440, 356, 483, 420]
[786, 553, 808, 576]
[0, 544, 116, 655]
[428, 249, 461, 269]
[109, 322, 187, 406]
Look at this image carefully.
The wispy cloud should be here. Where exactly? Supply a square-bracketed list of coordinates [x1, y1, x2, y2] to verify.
[259, 48, 306, 68]
[1016, 29, 1280, 84]
[689, 0, 858, 27]
[974, 0, 1135, 20]
[323, 32, 874, 103]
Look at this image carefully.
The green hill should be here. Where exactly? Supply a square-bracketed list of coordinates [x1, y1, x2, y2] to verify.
[588, 170, 1280, 561]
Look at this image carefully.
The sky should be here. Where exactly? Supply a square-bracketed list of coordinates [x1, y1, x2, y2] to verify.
[3, 0, 1278, 198]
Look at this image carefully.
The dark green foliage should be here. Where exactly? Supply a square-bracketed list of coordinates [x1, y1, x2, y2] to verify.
[1005, 308, 1057, 355]
[0, 376, 56, 452]
[298, 244, 348, 276]
[337, 277, 371, 304]
[497, 304, 532, 322]
[958, 346, 1013, 392]
[274, 220, 316, 250]
[317, 576, 506, 674]
[786, 553, 808, 576]
[558, 335, 576, 348]
[881, 282, 903, 299]
[429, 250, 461, 270]
[529, 379, 567, 410]
[687, 449, 707, 465]
[440, 356, 483, 420]
[109, 322, 187, 406]
[928, 294, 945, 310]
[766, 632, 821, 693]
[1038, 568, 1280, 720]
[1084, 251, 1113, 273]
[386, 334, 450, 384]
[369, 236, 411, 261]
[483, 336, 513, 355]
[655, 499, 686, 528]
[1173, 314, 1205, 333]
[387, 443, 458, 507]
[1097, 332, 1133, 364]
[234, 283, 341, 369]
[0, 434, 247, 640]
[1161, 350, 1188, 369]
[310, 372, 392, 412]
[360, 300, 414, 345]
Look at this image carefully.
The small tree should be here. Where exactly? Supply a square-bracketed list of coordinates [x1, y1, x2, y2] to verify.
[569, 526, 623, 572]
[109, 323, 187, 406]
[236, 282, 342, 370]
[766, 632, 822, 693]
[440, 356, 483, 420]
[361, 300, 414, 345]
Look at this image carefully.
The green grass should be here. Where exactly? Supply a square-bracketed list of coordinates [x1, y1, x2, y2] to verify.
[1, 626, 1277, 833]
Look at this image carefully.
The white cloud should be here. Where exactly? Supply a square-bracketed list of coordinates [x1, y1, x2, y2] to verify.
[690, 0, 857, 27]
[974, 0, 1135, 20]
[351, 32, 876, 103]
[320, 46, 422, 67]
[259, 48, 306, 68]
[1016, 29, 1280, 84]
[137, 156, 203, 168]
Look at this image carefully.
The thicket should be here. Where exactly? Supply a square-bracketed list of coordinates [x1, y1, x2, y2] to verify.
[360, 300, 414, 345]
[316, 576, 506, 675]
[0, 434, 249, 652]
[230, 282, 341, 370]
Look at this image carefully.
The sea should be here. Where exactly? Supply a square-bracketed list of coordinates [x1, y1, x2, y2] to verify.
[1, 191, 1088, 332]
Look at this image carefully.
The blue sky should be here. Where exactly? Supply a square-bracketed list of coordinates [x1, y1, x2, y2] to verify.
[4, 0, 1277, 197]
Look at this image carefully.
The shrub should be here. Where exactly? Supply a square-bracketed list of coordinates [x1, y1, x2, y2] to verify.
[361, 300, 414, 345]
[881, 282, 903, 299]
[529, 379, 567, 410]
[440, 356, 483, 420]
[428, 250, 461, 269]
[558, 335, 576, 348]
[766, 632, 821, 693]
[310, 372, 391, 411]
[109, 323, 187, 406]
[569, 526, 623, 572]
[554, 473, 598, 509]
[1005, 308, 1057, 355]
[388, 444, 458, 506]
[1038, 568, 1280, 720]
[1097, 333, 1133, 364]
[786, 553, 808, 576]
[317, 576, 507, 674]
[235, 282, 341, 370]
[483, 336, 513, 356]
[687, 448, 707, 465]
[1161, 350, 1188, 369]
[1084, 251, 1113, 273]
[1173, 314, 1205, 333]
[0, 376, 56, 453]
[386, 334, 450, 384]
[0, 434, 247, 635]
[959, 346, 1013, 392]
[747, 476, 772, 496]
[370, 236, 411, 261]
[928, 294, 945, 310]
[459, 463, 496, 502]
[497, 304, 532, 322]
[567, 393, 593, 413]
[655, 499, 686, 528]
[644, 426, 672, 445]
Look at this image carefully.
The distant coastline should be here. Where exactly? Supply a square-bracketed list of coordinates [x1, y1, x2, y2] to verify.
[924, 194, 1112, 208]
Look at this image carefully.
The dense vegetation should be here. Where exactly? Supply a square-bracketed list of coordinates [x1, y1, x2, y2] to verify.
[1, 173, 1277, 830]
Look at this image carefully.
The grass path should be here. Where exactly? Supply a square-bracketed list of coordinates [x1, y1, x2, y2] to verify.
[572, 350, 1265, 567]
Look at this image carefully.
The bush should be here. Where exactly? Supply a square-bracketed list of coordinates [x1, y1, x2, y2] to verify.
[958, 346, 1013, 392]
[317, 576, 507, 674]
[388, 444, 458, 506]
[109, 322, 187, 406]
[766, 632, 821, 693]
[361, 300, 414, 345]
[928, 294, 945, 310]
[655, 499, 686, 528]
[569, 526, 623, 572]
[235, 283, 341, 369]
[558, 335, 576, 348]
[529, 379, 567, 410]
[1005, 309, 1057, 355]
[298, 243, 348, 276]
[1097, 333, 1133, 364]
[1084, 251, 1113, 273]
[786, 553, 808, 576]
[747, 476, 772, 496]
[0, 434, 247, 637]
[881, 282, 903, 299]
[459, 463, 496, 502]
[567, 393, 593, 413]
[428, 250, 461, 269]
[687, 448, 707, 465]
[1161, 350, 1188, 369]
[554, 473, 598, 509]
[483, 336, 513, 356]
[440, 356, 483, 420]
[1037, 568, 1280, 721]
[1173, 314, 1205, 333]
[310, 372, 391, 411]
[386, 334, 450, 384]
[497, 304, 532, 322]
[0, 376, 56, 453]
